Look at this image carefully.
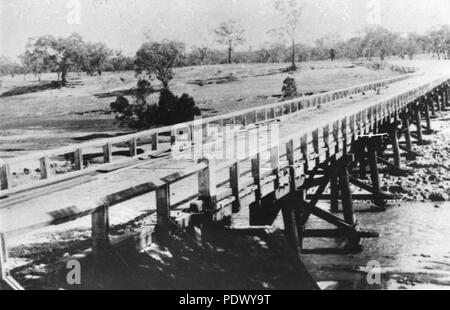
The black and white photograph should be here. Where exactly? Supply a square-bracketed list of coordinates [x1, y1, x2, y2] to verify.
[0, 0, 450, 292]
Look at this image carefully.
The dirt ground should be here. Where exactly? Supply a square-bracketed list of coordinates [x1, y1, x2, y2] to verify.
[0, 61, 401, 158]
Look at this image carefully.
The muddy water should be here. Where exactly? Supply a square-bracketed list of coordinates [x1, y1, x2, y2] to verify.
[301, 202, 450, 290]
[0, 116, 125, 158]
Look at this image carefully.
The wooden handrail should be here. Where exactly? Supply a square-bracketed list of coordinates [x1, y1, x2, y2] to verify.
[1, 74, 412, 167]
[1, 76, 447, 235]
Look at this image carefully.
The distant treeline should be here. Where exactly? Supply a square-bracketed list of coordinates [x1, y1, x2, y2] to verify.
[1, 25, 449, 83]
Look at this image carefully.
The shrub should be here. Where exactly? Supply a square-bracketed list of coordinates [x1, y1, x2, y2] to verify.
[282, 76, 298, 99]
[110, 86, 200, 130]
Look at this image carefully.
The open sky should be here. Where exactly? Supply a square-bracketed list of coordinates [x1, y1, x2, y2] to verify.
[1, 0, 449, 60]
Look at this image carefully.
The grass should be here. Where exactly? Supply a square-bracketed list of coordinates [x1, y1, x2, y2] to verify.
[0, 61, 401, 157]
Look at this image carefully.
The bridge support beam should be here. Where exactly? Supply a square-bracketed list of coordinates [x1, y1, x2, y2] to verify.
[401, 114, 416, 160]
[446, 83, 450, 106]
[0, 234, 23, 290]
[415, 104, 424, 145]
[440, 89, 446, 111]
[424, 98, 432, 134]
[338, 158, 355, 226]
[281, 192, 304, 257]
[391, 117, 401, 169]
[430, 95, 436, 116]
[92, 205, 111, 261]
[329, 161, 340, 213]
[365, 136, 386, 207]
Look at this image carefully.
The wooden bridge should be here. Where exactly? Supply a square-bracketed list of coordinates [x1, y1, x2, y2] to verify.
[0, 63, 449, 290]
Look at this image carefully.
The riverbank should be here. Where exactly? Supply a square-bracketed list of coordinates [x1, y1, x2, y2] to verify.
[381, 109, 450, 202]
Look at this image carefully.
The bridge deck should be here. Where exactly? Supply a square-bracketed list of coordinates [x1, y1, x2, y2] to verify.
[1, 70, 446, 237]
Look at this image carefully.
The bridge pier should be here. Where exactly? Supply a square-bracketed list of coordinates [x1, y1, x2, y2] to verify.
[423, 97, 432, 134]
[415, 103, 424, 145]
[430, 94, 437, 116]
[367, 136, 386, 207]
[0, 234, 23, 290]
[339, 158, 355, 226]
[439, 88, 446, 111]
[446, 83, 450, 106]
[91, 205, 111, 261]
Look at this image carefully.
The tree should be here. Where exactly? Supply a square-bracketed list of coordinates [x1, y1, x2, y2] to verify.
[84, 42, 112, 76]
[401, 33, 421, 60]
[109, 50, 134, 71]
[273, 0, 305, 70]
[427, 25, 450, 59]
[134, 40, 185, 89]
[110, 88, 200, 129]
[214, 20, 246, 64]
[188, 46, 210, 66]
[0, 56, 22, 78]
[363, 27, 399, 61]
[25, 33, 87, 85]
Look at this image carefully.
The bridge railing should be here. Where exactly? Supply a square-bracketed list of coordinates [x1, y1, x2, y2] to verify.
[0, 74, 413, 197]
[0, 76, 448, 290]
[1, 76, 447, 237]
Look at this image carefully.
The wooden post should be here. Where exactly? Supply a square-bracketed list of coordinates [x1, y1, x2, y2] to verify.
[198, 157, 217, 210]
[103, 142, 112, 163]
[0, 233, 8, 279]
[332, 120, 340, 154]
[402, 115, 413, 152]
[39, 155, 51, 180]
[367, 137, 385, 207]
[251, 154, 262, 206]
[91, 205, 110, 260]
[218, 118, 224, 133]
[424, 98, 432, 133]
[286, 138, 303, 192]
[342, 117, 349, 155]
[430, 95, 436, 116]
[155, 183, 171, 241]
[446, 84, 450, 106]
[281, 197, 302, 256]
[286, 139, 295, 166]
[391, 119, 401, 169]
[0, 164, 11, 190]
[442, 87, 448, 109]
[129, 137, 137, 157]
[440, 90, 446, 111]
[270, 145, 280, 188]
[435, 93, 441, 112]
[151, 133, 158, 151]
[300, 133, 309, 170]
[245, 130, 250, 159]
[339, 159, 355, 226]
[264, 108, 269, 121]
[415, 105, 423, 145]
[330, 157, 339, 213]
[229, 161, 241, 213]
[74, 148, 83, 171]
[358, 139, 367, 179]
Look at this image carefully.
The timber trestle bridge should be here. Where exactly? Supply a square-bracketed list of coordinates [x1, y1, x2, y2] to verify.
[0, 63, 449, 289]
